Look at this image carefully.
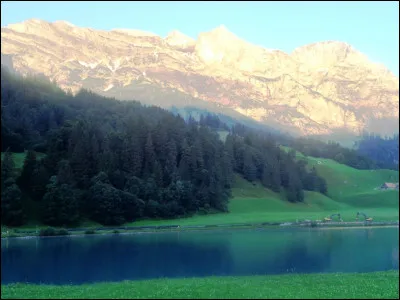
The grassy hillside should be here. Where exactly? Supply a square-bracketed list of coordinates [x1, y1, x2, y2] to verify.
[307, 156, 397, 201]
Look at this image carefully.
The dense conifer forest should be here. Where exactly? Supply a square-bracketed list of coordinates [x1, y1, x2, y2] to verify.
[1, 67, 389, 227]
[354, 133, 399, 170]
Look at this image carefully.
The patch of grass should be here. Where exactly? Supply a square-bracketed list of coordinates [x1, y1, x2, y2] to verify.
[217, 130, 229, 142]
[1, 151, 46, 171]
[1, 271, 398, 299]
[339, 190, 399, 208]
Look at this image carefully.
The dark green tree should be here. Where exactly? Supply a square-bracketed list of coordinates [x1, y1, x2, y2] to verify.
[143, 133, 156, 179]
[178, 139, 191, 181]
[56, 159, 75, 186]
[17, 150, 37, 191]
[164, 139, 178, 185]
[286, 172, 304, 203]
[1, 150, 15, 188]
[30, 160, 51, 201]
[1, 178, 25, 226]
[243, 150, 256, 182]
[119, 190, 145, 222]
[88, 172, 125, 225]
[41, 176, 80, 226]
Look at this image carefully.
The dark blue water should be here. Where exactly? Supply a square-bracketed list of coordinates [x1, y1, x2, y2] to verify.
[1, 227, 398, 284]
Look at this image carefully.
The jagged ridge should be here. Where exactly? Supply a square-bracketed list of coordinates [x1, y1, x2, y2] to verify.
[1, 19, 398, 136]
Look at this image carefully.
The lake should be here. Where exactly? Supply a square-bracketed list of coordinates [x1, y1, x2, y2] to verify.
[1, 227, 398, 285]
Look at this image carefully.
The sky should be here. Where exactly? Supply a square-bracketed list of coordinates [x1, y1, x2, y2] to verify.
[1, 1, 399, 76]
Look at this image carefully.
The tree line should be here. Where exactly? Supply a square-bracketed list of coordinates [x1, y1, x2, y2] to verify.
[354, 132, 399, 170]
[285, 137, 379, 170]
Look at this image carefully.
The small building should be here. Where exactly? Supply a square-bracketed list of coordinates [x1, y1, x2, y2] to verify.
[380, 182, 398, 190]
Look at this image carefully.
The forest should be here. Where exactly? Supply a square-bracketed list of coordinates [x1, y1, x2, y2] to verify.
[354, 133, 399, 170]
[0, 67, 384, 227]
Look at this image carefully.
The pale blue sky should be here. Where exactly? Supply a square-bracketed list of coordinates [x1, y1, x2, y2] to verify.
[1, 1, 399, 76]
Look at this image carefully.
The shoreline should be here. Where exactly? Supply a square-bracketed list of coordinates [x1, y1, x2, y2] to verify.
[2, 221, 399, 239]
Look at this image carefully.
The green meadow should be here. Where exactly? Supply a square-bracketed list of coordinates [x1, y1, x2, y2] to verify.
[2, 271, 398, 299]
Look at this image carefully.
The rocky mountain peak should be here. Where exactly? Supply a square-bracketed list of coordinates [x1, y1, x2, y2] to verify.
[209, 25, 234, 36]
[1, 19, 398, 137]
[291, 41, 366, 67]
[200, 24, 240, 44]
[291, 40, 393, 76]
[194, 25, 251, 66]
[6, 18, 50, 34]
[165, 30, 195, 49]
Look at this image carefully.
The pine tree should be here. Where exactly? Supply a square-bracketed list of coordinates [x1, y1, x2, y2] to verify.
[56, 160, 75, 186]
[316, 175, 328, 195]
[17, 149, 37, 191]
[1, 178, 25, 226]
[221, 151, 234, 188]
[266, 156, 282, 193]
[178, 139, 191, 181]
[164, 139, 178, 185]
[261, 164, 271, 187]
[303, 166, 317, 191]
[30, 160, 51, 201]
[1, 150, 15, 188]
[286, 171, 304, 203]
[70, 137, 92, 189]
[243, 150, 256, 182]
[119, 190, 145, 222]
[121, 136, 135, 174]
[41, 176, 80, 226]
[270, 165, 281, 193]
[224, 134, 235, 166]
[190, 139, 204, 183]
[88, 172, 125, 225]
[89, 134, 100, 174]
[132, 139, 143, 177]
[124, 175, 143, 196]
[143, 133, 156, 179]
[145, 199, 161, 218]
[153, 160, 164, 187]
[98, 136, 115, 174]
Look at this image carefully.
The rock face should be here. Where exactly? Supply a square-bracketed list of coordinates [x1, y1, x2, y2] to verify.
[1, 19, 399, 136]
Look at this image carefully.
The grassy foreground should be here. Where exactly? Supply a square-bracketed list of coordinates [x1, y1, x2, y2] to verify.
[2, 271, 398, 299]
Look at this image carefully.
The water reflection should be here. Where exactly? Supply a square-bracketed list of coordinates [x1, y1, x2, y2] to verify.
[393, 247, 399, 266]
[1, 227, 398, 284]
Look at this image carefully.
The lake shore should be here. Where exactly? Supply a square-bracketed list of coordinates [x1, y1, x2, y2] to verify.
[1, 271, 398, 299]
[2, 220, 399, 239]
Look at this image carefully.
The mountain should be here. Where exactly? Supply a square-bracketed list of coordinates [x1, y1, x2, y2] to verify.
[1, 19, 398, 137]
